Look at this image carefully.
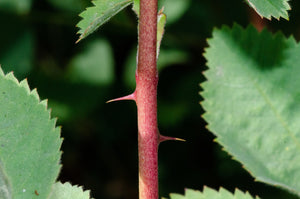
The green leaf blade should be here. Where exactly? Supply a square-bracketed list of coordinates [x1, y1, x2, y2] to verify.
[247, 0, 291, 20]
[202, 24, 300, 195]
[48, 182, 92, 199]
[0, 164, 11, 199]
[169, 187, 258, 199]
[0, 69, 62, 198]
[76, 0, 132, 43]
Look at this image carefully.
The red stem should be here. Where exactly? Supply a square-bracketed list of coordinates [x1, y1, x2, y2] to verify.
[107, 0, 183, 197]
[137, 0, 158, 198]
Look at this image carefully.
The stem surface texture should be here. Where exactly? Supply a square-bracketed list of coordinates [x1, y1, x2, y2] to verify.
[137, 0, 158, 198]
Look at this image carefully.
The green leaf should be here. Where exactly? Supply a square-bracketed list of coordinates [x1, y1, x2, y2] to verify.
[202, 24, 300, 195]
[169, 187, 258, 199]
[0, 68, 62, 198]
[48, 182, 92, 199]
[246, 0, 290, 20]
[76, 0, 132, 42]
[66, 39, 115, 85]
[0, 165, 11, 198]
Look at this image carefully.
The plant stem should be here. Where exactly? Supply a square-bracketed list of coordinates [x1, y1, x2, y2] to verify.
[108, 0, 182, 197]
[137, 0, 158, 198]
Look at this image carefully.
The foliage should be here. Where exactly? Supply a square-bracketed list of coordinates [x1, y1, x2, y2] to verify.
[76, 0, 132, 42]
[168, 187, 259, 199]
[75, 0, 300, 198]
[202, 23, 300, 196]
[0, 0, 299, 198]
[0, 69, 92, 198]
[48, 182, 92, 199]
[0, 69, 61, 198]
[246, 0, 290, 20]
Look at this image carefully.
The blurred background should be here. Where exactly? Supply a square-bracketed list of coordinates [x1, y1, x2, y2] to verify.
[0, 0, 300, 198]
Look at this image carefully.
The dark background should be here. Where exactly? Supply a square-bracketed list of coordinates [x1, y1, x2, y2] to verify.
[0, 0, 299, 198]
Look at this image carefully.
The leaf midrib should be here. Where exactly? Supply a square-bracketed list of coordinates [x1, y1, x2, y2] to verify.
[251, 78, 300, 150]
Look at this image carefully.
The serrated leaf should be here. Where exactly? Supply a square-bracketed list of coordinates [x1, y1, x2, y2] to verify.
[246, 0, 290, 20]
[0, 68, 62, 198]
[76, 0, 132, 42]
[169, 187, 258, 199]
[202, 24, 300, 195]
[48, 182, 92, 199]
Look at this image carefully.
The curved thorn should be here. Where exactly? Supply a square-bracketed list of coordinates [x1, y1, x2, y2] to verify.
[159, 134, 186, 143]
[106, 92, 136, 103]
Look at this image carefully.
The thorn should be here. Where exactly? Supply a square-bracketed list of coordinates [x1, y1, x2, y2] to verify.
[106, 92, 136, 103]
[159, 134, 186, 143]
